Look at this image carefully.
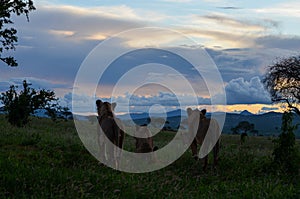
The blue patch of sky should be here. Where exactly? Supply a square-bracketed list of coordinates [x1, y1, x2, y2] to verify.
[98, 48, 200, 85]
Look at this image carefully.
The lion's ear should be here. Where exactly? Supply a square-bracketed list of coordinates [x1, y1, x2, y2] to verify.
[201, 109, 207, 116]
[111, 102, 117, 110]
[187, 108, 192, 116]
[96, 100, 103, 108]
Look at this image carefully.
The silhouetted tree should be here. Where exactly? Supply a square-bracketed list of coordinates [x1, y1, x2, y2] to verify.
[0, 80, 60, 126]
[263, 56, 300, 116]
[0, 0, 35, 66]
[250, 129, 258, 136]
[231, 126, 239, 135]
[60, 107, 73, 121]
[231, 121, 255, 135]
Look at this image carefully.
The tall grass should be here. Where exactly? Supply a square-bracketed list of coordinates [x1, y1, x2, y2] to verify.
[0, 115, 299, 198]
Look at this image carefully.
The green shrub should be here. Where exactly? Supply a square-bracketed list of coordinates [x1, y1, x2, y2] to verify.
[272, 111, 300, 174]
[0, 80, 63, 127]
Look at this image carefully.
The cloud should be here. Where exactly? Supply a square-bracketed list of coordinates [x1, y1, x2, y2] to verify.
[2, 4, 147, 88]
[206, 46, 299, 82]
[255, 35, 300, 50]
[202, 0, 227, 3]
[162, 0, 193, 2]
[69, 90, 211, 114]
[126, 92, 210, 106]
[113, 92, 211, 113]
[49, 29, 75, 37]
[0, 77, 69, 92]
[225, 76, 271, 104]
[162, 0, 193, 3]
[65, 92, 112, 113]
[2, 2, 298, 109]
[258, 106, 280, 114]
[261, 107, 279, 111]
[201, 14, 265, 31]
[255, 1, 300, 18]
[179, 13, 282, 49]
[180, 15, 270, 48]
[184, 29, 256, 48]
[23, 5, 144, 42]
[216, 7, 242, 10]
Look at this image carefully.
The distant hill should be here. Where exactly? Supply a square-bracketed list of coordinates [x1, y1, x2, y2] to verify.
[219, 112, 300, 138]
[240, 110, 254, 116]
[118, 110, 300, 138]
[0, 107, 72, 120]
[118, 109, 185, 128]
[118, 109, 186, 120]
[9, 107, 298, 138]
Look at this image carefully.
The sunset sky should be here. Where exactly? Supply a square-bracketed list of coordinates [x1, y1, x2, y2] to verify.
[1, 0, 299, 114]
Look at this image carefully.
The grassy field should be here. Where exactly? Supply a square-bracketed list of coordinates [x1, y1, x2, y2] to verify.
[0, 115, 299, 198]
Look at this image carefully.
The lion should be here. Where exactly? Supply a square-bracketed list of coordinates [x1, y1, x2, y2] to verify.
[186, 108, 220, 170]
[134, 124, 158, 153]
[96, 100, 125, 167]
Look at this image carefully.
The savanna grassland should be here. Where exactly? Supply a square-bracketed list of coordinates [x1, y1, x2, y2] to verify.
[0, 115, 299, 198]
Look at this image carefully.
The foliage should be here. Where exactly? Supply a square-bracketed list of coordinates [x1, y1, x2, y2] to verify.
[0, 0, 35, 66]
[263, 56, 300, 116]
[231, 121, 255, 135]
[59, 107, 73, 121]
[0, 80, 60, 127]
[272, 111, 300, 174]
[0, 116, 299, 198]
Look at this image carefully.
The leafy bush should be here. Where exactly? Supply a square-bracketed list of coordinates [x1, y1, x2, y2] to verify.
[0, 80, 60, 127]
[272, 111, 300, 174]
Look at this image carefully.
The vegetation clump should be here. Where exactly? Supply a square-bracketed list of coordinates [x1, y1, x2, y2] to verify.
[272, 111, 300, 175]
[0, 80, 62, 127]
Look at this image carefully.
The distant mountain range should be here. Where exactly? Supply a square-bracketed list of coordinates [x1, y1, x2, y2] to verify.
[118, 109, 186, 120]
[1, 106, 299, 138]
[223, 111, 300, 137]
[118, 109, 300, 138]
[0, 107, 72, 120]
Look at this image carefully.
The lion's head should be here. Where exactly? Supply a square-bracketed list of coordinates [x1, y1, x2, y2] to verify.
[96, 100, 116, 120]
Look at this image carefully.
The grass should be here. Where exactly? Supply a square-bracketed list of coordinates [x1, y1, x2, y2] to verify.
[0, 115, 299, 198]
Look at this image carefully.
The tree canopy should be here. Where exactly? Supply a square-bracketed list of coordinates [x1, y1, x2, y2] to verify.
[0, 0, 35, 66]
[263, 56, 300, 116]
[231, 121, 255, 135]
[0, 80, 61, 127]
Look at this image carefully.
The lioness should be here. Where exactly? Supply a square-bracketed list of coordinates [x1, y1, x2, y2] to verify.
[96, 100, 125, 167]
[135, 124, 158, 153]
[187, 108, 220, 170]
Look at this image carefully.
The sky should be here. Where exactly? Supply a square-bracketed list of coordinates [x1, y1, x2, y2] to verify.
[0, 0, 299, 114]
